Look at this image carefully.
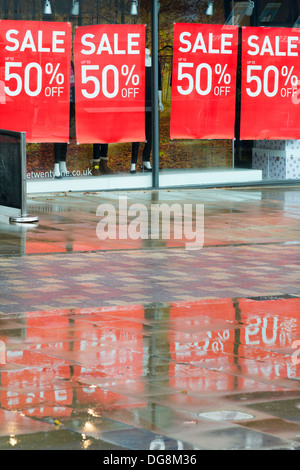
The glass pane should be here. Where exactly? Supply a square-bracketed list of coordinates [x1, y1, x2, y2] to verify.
[160, 0, 235, 176]
[1, 0, 299, 186]
[235, 0, 300, 183]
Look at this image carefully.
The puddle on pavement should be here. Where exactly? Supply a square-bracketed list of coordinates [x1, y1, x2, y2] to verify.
[0, 187, 299, 256]
[0, 429, 124, 450]
[0, 296, 299, 449]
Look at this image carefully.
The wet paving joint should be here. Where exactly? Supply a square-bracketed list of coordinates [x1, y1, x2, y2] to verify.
[0, 187, 300, 450]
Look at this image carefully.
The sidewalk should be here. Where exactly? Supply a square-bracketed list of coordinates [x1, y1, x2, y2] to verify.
[0, 185, 299, 451]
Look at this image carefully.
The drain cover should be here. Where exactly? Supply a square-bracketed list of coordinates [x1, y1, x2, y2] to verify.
[198, 411, 254, 421]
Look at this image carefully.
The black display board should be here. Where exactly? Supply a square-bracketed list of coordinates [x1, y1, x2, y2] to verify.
[0, 132, 23, 211]
[0, 129, 38, 224]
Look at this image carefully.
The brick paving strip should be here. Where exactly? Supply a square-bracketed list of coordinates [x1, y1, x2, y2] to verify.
[0, 243, 299, 314]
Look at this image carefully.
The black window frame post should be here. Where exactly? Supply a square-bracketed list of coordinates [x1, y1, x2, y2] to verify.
[151, 0, 160, 189]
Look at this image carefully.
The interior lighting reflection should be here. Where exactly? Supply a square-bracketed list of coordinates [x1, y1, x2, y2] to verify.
[82, 438, 92, 449]
[9, 435, 18, 447]
[205, 1, 213, 15]
[130, 0, 138, 15]
[245, 0, 255, 15]
[71, 0, 80, 16]
[84, 421, 96, 433]
[88, 408, 101, 418]
[81, 433, 92, 449]
[43, 0, 52, 15]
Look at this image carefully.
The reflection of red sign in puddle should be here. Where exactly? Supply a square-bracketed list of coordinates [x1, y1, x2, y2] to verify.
[0, 299, 299, 417]
[0, 315, 74, 417]
[238, 298, 300, 381]
[169, 299, 236, 392]
[25, 239, 144, 255]
[25, 242, 67, 254]
[72, 314, 145, 404]
[0, 366, 73, 418]
[0, 305, 146, 417]
[168, 298, 300, 393]
[75, 384, 145, 410]
[169, 299, 235, 361]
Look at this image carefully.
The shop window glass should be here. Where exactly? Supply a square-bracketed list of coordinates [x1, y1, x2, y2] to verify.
[1, 0, 300, 185]
[235, 0, 300, 183]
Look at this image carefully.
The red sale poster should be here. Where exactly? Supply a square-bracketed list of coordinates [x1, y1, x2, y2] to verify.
[74, 24, 146, 144]
[241, 27, 300, 140]
[0, 20, 71, 143]
[170, 23, 238, 140]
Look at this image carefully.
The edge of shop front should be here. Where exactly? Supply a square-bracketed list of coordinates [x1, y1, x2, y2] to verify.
[27, 168, 263, 194]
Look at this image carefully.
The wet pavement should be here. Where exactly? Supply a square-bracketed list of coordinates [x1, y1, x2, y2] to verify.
[0, 185, 299, 451]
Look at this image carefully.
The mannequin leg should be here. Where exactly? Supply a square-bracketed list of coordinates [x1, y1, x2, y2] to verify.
[130, 142, 140, 173]
[53, 143, 68, 178]
[99, 144, 108, 159]
[53, 163, 61, 178]
[91, 144, 101, 176]
[141, 112, 152, 171]
[58, 143, 69, 176]
[99, 144, 114, 174]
